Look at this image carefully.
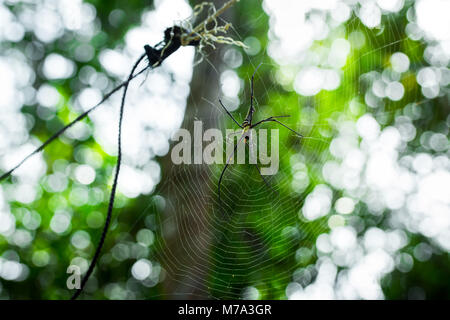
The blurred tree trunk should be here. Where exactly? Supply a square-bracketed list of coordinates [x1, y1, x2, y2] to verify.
[156, 33, 223, 299]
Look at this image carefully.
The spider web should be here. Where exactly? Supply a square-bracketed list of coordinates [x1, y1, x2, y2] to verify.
[126, 4, 334, 299]
[144, 0, 449, 300]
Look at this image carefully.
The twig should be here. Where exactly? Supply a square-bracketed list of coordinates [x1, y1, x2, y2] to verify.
[192, 0, 237, 35]
[181, 0, 247, 50]
[0, 67, 148, 183]
[71, 53, 145, 300]
[70, 27, 199, 300]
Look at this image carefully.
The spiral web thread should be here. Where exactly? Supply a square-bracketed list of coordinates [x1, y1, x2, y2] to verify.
[143, 5, 433, 299]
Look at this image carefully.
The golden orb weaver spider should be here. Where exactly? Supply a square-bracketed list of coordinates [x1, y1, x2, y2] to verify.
[217, 63, 304, 210]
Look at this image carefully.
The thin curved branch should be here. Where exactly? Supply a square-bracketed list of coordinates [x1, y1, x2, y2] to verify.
[71, 53, 145, 300]
[0, 62, 147, 182]
[70, 26, 201, 300]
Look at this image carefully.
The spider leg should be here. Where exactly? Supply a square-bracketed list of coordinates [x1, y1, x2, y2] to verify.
[219, 99, 243, 128]
[252, 115, 288, 127]
[218, 132, 245, 214]
[254, 162, 279, 196]
[251, 117, 271, 128]
[270, 118, 304, 137]
[270, 115, 291, 119]
[252, 117, 303, 138]
[246, 132, 277, 196]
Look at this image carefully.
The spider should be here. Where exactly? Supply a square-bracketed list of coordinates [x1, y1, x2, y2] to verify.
[217, 63, 304, 210]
